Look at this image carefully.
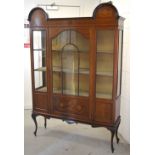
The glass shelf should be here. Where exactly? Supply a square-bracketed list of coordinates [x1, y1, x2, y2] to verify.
[36, 86, 47, 92]
[97, 50, 113, 54]
[34, 67, 46, 72]
[96, 71, 113, 77]
[96, 93, 112, 99]
[33, 49, 46, 51]
[53, 88, 89, 97]
[52, 66, 89, 74]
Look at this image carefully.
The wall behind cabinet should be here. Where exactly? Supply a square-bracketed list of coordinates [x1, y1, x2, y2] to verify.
[24, 0, 130, 143]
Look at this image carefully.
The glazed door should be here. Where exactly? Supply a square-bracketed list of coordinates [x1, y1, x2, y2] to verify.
[94, 29, 115, 124]
[31, 30, 48, 113]
[51, 29, 90, 121]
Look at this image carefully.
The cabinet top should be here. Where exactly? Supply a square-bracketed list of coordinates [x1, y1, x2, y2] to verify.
[28, 2, 125, 27]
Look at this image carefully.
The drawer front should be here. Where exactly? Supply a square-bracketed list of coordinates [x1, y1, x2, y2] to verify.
[94, 101, 112, 124]
[53, 96, 89, 118]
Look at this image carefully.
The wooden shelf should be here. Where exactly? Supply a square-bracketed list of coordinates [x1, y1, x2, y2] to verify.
[34, 67, 46, 72]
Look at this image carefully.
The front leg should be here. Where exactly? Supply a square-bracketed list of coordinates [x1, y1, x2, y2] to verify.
[31, 113, 38, 136]
[109, 129, 115, 153]
[115, 120, 121, 144]
[44, 117, 47, 129]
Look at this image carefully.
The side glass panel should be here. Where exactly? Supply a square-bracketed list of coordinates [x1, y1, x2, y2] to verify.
[33, 30, 47, 92]
[117, 30, 123, 96]
[52, 30, 89, 96]
[96, 30, 114, 99]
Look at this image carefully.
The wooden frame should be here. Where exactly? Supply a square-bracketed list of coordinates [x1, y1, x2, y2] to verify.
[28, 2, 125, 153]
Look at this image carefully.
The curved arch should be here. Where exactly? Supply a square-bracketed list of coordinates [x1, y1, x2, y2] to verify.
[28, 7, 48, 21]
[52, 30, 89, 52]
[62, 43, 79, 53]
[93, 2, 119, 18]
[51, 29, 89, 40]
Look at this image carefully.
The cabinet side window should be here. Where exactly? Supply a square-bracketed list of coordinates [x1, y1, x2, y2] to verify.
[32, 30, 47, 92]
[117, 30, 123, 97]
[96, 30, 114, 99]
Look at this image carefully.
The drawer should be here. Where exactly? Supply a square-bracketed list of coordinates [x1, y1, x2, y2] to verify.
[94, 101, 112, 124]
[53, 96, 89, 118]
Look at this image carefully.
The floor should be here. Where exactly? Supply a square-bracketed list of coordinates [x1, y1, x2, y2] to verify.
[24, 110, 130, 155]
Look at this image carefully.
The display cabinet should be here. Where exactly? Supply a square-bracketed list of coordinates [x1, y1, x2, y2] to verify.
[28, 2, 125, 153]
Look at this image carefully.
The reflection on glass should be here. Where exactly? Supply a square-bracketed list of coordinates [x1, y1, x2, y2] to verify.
[96, 76, 113, 99]
[117, 30, 123, 96]
[34, 71, 47, 92]
[52, 30, 89, 96]
[33, 30, 47, 92]
[62, 45, 78, 95]
[97, 30, 114, 52]
[33, 31, 46, 50]
[96, 30, 114, 99]
[53, 72, 61, 93]
[79, 74, 89, 96]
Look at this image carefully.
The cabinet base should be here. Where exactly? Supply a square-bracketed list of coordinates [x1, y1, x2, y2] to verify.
[31, 112, 120, 153]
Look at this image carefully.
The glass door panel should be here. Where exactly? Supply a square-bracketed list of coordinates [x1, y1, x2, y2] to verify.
[117, 30, 123, 96]
[33, 30, 47, 92]
[53, 72, 62, 93]
[52, 30, 89, 96]
[96, 76, 113, 99]
[79, 74, 89, 96]
[96, 30, 114, 99]
[62, 45, 78, 96]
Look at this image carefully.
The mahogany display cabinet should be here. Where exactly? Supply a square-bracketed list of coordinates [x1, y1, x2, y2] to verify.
[28, 2, 125, 153]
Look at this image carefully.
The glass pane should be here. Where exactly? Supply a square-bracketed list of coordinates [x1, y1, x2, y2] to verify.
[63, 73, 78, 95]
[52, 31, 69, 51]
[34, 71, 47, 92]
[96, 30, 114, 99]
[71, 30, 89, 52]
[33, 31, 46, 50]
[33, 50, 46, 70]
[62, 45, 78, 95]
[96, 76, 113, 99]
[97, 30, 114, 52]
[53, 72, 62, 93]
[79, 74, 89, 96]
[52, 30, 89, 96]
[117, 30, 123, 96]
[33, 30, 47, 92]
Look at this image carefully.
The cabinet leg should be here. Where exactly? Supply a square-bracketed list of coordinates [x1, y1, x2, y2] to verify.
[107, 116, 121, 153]
[110, 129, 115, 153]
[44, 117, 47, 129]
[115, 121, 120, 144]
[31, 113, 38, 136]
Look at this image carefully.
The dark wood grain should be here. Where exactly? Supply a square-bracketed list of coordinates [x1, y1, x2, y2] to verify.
[28, 2, 124, 153]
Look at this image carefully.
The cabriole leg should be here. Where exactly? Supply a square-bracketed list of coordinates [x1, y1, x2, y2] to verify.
[110, 129, 115, 153]
[44, 117, 47, 129]
[31, 113, 38, 136]
[115, 121, 120, 144]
